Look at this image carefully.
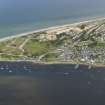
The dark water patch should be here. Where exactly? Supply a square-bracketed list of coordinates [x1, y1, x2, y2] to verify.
[0, 62, 105, 104]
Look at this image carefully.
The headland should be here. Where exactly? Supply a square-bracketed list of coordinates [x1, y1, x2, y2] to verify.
[0, 17, 105, 67]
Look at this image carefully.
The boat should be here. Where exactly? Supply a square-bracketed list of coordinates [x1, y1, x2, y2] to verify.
[74, 64, 79, 69]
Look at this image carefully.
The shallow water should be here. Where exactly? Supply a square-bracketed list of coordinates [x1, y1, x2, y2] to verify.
[0, 62, 105, 105]
[0, 0, 105, 37]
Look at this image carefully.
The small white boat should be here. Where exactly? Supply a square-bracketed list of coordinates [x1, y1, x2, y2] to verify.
[74, 64, 79, 69]
[24, 66, 28, 70]
[88, 65, 92, 69]
[0, 67, 4, 70]
[24, 66, 31, 71]
[64, 72, 69, 75]
[9, 70, 12, 73]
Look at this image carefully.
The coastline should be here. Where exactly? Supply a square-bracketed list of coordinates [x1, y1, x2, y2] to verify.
[0, 60, 104, 68]
[0, 16, 105, 42]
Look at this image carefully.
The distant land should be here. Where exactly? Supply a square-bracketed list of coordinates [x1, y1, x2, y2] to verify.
[0, 17, 105, 67]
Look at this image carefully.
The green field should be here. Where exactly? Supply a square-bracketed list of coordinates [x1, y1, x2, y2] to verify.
[24, 39, 50, 57]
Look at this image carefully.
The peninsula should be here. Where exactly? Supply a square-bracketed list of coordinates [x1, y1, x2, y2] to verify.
[0, 18, 105, 66]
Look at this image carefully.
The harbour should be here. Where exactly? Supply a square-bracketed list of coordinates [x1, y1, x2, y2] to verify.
[0, 61, 104, 104]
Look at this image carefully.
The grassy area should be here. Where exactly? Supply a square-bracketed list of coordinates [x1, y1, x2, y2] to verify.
[0, 43, 7, 50]
[24, 39, 50, 57]
[9, 37, 26, 47]
[0, 54, 21, 60]
[42, 53, 59, 61]
[3, 47, 22, 55]
[0, 41, 12, 53]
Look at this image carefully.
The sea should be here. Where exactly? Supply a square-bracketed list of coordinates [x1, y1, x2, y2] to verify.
[0, 0, 105, 38]
[0, 61, 105, 105]
[0, 0, 105, 105]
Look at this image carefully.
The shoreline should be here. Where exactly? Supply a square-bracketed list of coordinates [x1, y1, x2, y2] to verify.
[0, 60, 104, 68]
[0, 16, 105, 42]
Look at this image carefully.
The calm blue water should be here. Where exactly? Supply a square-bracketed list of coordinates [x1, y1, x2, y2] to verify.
[0, 0, 105, 37]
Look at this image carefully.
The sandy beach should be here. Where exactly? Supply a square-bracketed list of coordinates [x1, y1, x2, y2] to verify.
[0, 16, 105, 42]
